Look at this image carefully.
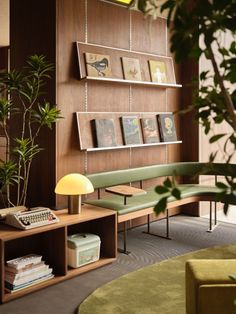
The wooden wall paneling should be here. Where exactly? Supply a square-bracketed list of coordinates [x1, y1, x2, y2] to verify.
[131, 145, 166, 167]
[132, 13, 166, 56]
[87, 0, 130, 49]
[87, 149, 131, 173]
[87, 81, 130, 112]
[131, 86, 166, 111]
[10, 0, 57, 207]
[56, 0, 86, 201]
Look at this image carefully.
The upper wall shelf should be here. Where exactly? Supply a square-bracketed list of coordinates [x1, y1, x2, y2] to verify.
[76, 42, 182, 89]
[81, 76, 182, 89]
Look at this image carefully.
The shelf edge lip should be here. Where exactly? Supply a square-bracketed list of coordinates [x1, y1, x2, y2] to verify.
[81, 76, 182, 88]
[84, 141, 182, 152]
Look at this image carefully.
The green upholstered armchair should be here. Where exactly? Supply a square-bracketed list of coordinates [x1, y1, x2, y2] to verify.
[186, 259, 236, 314]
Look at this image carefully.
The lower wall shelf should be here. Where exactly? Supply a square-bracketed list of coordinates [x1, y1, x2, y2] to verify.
[85, 141, 182, 151]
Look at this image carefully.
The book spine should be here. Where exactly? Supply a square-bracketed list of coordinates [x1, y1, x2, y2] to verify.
[5, 269, 53, 289]
[5, 264, 48, 283]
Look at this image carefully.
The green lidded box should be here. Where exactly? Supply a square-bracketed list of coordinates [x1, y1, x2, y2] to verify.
[67, 233, 101, 268]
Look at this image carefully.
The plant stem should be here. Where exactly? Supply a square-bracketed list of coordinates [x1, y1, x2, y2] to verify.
[207, 42, 236, 131]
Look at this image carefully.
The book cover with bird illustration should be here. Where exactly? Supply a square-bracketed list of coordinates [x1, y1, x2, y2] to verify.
[141, 117, 160, 143]
[148, 60, 167, 83]
[157, 113, 177, 142]
[121, 57, 142, 81]
[121, 116, 142, 145]
[85, 53, 112, 77]
[92, 118, 117, 147]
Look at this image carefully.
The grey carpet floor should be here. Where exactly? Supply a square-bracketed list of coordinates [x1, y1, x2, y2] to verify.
[1, 214, 236, 314]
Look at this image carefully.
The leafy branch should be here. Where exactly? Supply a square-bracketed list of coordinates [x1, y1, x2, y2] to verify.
[0, 55, 62, 207]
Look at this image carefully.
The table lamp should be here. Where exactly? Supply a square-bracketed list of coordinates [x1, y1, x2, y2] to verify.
[55, 173, 94, 214]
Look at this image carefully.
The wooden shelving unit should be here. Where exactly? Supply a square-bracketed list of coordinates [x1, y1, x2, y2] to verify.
[0, 205, 117, 303]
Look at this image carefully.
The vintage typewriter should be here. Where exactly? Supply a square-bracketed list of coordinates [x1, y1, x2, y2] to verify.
[0, 206, 59, 230]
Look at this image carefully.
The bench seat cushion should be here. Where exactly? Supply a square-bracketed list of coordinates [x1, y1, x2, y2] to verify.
[85, 184, 219, 215]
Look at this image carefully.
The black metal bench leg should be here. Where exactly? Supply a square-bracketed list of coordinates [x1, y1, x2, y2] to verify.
[118, 221, 131, 255]
[143, 212, 172, 240]
[207, 201, 219, 232]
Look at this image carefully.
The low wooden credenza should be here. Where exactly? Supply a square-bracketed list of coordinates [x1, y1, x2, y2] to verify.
[0, 205, 117, 303]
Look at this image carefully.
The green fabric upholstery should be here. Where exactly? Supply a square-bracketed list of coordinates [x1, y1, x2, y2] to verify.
[186, 259, 236, 314]
[86, 184, 220, 215]
[86, 162, 236, 190]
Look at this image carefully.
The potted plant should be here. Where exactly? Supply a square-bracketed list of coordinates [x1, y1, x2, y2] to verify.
[0, 54, 61, 208]
[134, 0, 236, 213]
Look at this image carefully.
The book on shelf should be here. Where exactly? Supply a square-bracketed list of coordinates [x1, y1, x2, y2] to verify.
[5, 267, 53, 288]
[141, 117, 160, 144]
[92, 118, 117, 147]
[84, 52, 112, 78]
[5, 263, 49, 284]
[6, 254, 42, 270]
[121, 116, 142, 145]
[148, 60, 167, 83]
[5, 273, 54, 293]
[121, 57, 142, 81]
[157, 113, 177, 142]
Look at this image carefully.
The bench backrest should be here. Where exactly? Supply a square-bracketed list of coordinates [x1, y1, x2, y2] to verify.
[86, 162, 236, 190]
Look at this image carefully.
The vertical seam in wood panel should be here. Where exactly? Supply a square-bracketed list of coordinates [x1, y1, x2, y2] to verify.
[85, 0, 88, 43]
[129, 10, 132, 167]
[85, 0, 88, 173]
[165, 19, 168, 163]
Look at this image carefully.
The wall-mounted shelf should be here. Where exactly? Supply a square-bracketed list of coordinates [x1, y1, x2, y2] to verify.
[81, 76, 182, 89]
[76, 112, 181, 152]
[76, 42, 181, 87]
[85, 141, 182, 152]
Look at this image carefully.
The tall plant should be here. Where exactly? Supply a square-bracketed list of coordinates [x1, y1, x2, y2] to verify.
[0, 55, 61, 207]
[135, 0, 236, 213]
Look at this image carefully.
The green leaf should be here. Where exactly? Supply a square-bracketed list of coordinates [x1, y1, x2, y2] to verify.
[154, 197, 168, 215]
[164, 177, 172, 188]
[171, 188, 181, 200]
[209, 134, 226, 143]
[155, 185, 169, 194]
[215, 182, 228, 189]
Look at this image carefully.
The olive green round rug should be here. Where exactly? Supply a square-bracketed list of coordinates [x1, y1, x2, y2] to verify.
[78, 244, 236, 314]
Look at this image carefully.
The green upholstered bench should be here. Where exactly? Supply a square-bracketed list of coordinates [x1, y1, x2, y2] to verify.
[186, 259, 236, 314]
[85, 162, 235, 253]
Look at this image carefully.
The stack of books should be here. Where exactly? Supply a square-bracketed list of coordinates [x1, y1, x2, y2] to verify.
[5, 254, 54, 293]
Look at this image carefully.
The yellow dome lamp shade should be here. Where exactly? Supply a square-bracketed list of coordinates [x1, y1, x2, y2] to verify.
[55, 174, 94, 215]
[100, 0, 134, 7]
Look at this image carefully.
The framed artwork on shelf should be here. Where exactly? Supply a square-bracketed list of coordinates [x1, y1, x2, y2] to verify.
[92, 118, 117, 147]
[121, 57, 142, 81]
[157, 113, 177, 142]
[148, 60, 167, 83]
[141, 117, 160, 143]
[121, 116, 142, 145]
[84, 53, 112, 77]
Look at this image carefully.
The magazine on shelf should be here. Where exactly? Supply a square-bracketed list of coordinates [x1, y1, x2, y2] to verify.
[92, 118, 117, 147]
[121, 57, 142, 81]
[5, 274, 54, 293]
[157, 113, 177, 142]
[5, 268, 52, 288]
[5, 263, 49, 284]
[6, 254, 42, 270]
[149, 60, 167, 83]
[141, 117, 160, 144]
[121, 116, 142, 145]
[84, 52, 112, 78]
